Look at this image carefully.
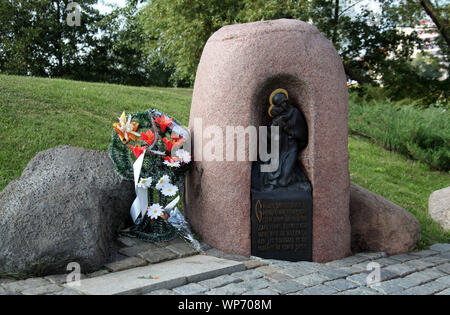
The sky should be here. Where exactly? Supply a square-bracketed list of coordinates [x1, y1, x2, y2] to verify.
[94, 0, 127, 14]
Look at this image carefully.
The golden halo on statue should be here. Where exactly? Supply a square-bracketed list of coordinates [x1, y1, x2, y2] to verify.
[268, 88, 289, 118]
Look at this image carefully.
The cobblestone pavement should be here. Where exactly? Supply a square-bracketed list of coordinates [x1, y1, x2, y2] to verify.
[1, 243, 449, 295]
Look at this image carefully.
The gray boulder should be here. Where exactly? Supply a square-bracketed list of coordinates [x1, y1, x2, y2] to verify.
[429, 186, 450, 231]
[350, 182, 421, 255]
[0, 146, 134, 275]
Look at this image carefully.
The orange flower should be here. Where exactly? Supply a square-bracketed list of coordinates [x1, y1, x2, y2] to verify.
[154, 115, 173, 133]
[113, 112, 140, 144]
[139, 129, 155, 146]
[128, 144, 148, 159]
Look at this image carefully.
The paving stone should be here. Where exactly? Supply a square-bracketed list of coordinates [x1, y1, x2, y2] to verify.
[325, 255, 369, 268]
[206, 283, 247, 295]
[439, 252, 450, 259]
[0, 278, 15, 284]
[370, 257, 399, 267]
[378, 269, 398, 281]
[243, 289, 279, 295]
[117, 236, 139, 247]
[279, 266, 318, 278]
[325, 279, 359, 291]
[138, 247, 179, 264]
[231, 269, 264, 281]
[71, 255, 245, 295]
[369, 280, 406, 295]
[199, 242, 212, 252]
[421, 256, 448, 265]
[436, 288, 450, 295]
[87, 269, 110, 278]
[269, 280, 305, 294]
[45, 274, 69, 285]
[384, 263, 417, 277]
[198, 275, 242, 289]
[429, 243, 450, 253]
[265, 272, 293, 283]
[355, 252, 387, 260]
[294, 273, 329, 287]
[410, 250, 439, 258]
[223, 254, 250, 262]
[118, 243, 159, 257]
[165, 238, 199, 258]
[173, 283, 209, 295]
[436, 263, 450, 274]
[435, 275, 450, 286]
[404, 259, 435, 271]
[318, 268, 357, 281]
[51, 288, 84, 295]
[389, 254, 418, 263]
[22, 284, 64, 295]
[346, 274, 369, 286]
[2, 278, 50, 293]
[145, 289, 179, 295]
[244, 260, 268, 270]
[403, 268, 446, 286]
[236, 278, 272, 291]
[383, 277, 418, 290]
[345, 264, 367, 273]
[105, 257, 147, 272]
[337, 287, 380, 295]
[404, 280, 448, 295]
[297, 284, 338, 295]
[205, 248, 225, 258]
[292, 261, 327, 272]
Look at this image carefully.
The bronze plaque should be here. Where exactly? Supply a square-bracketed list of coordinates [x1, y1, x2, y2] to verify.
[251, 191, 312, 261]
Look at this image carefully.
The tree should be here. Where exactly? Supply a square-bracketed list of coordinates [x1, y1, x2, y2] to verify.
[420, 0, 449, 46]
[0, 0, 101, 77]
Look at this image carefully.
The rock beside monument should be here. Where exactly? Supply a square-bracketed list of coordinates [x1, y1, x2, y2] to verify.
[350, 182, 421, 255]
[429, 186, 450, 231]
[0, 146, 134, 275]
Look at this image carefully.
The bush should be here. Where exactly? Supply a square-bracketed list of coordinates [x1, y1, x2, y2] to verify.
[348, 94, 450, 171]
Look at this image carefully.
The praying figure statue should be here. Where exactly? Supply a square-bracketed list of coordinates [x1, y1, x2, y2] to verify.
[252, 89, 311, 193]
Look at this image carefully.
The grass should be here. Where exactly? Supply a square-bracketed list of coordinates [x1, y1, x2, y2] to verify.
[349, 93, 449, 172]
[0, 74, 449, 247]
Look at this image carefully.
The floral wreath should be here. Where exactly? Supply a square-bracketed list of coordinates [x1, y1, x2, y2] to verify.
[109, 109, 194, 243]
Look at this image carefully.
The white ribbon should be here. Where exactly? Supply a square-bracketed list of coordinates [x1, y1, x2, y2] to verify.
[130, 148, 148, 223]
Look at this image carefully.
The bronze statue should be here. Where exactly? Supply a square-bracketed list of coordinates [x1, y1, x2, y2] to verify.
[252, 89, 311, 193]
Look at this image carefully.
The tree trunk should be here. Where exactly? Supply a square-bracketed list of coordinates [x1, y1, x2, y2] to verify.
[420, 0, 450, 46]
[332, 0, 340, 45]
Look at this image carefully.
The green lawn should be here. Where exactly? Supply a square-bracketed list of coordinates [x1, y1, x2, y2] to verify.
[1, 74, 449, 247]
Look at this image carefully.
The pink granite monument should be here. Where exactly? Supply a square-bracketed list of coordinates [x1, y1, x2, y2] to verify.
[185, 19, 351, 263]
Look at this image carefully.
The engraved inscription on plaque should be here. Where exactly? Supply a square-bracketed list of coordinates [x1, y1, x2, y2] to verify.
[251, 193, 312, 261]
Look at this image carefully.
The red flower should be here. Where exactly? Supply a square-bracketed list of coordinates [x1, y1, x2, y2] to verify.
[154, 115, 173, 133]
[163, 156, 179, 163]
[162, 135, 185, 153]
[128, 144, 148, 159]
[139, 129, 155, 146]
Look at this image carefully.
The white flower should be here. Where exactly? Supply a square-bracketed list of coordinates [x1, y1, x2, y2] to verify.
[136, 177, 152, 189]
[163, 159, 181, 168]
[161, 184, 178, 197]
[156, 175, 171, 190]
[147, 204, 164, 219]
[175, 149, 191, 164]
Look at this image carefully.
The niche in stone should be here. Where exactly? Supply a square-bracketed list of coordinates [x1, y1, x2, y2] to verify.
[251, 88, 313, 261]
